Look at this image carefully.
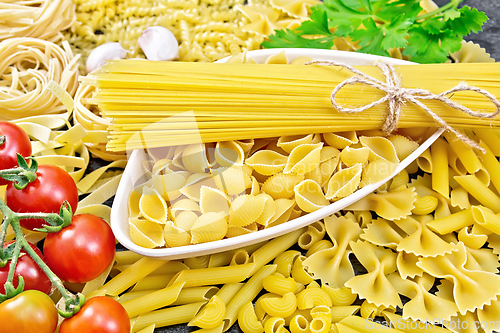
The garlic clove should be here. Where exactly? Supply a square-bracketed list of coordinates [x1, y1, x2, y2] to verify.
[138, 26, 179, 61]
[86, 42, 128, 74]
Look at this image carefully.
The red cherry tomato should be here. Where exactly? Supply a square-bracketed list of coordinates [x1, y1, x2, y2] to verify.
[0, 290, 58, 333]
[43, 214, 116, 283]
[59, 296, 130, 333]
[0, 241, 52, 295]
[0, 122, 32, 186]
[6, 164, 78, 231]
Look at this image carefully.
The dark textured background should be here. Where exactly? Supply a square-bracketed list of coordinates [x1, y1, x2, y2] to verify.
[439, 0, 500, 61]
[152, 1, 498, 332]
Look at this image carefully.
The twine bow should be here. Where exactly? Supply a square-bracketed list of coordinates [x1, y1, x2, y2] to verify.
[306, 60, 500, 152]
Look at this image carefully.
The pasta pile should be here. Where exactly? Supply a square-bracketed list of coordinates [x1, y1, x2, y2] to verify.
[85, 59, 500, 151]
[128, 130, 421, 249]
[74, 127, 500, 333]
[0, 37, 79, 120]
[63, 0, 318, 70]
[0, 0, 76, 43]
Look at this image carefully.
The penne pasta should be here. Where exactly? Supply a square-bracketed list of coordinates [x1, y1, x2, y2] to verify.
[471, 205, 500, 236]
[132, 302, 207, 332]
[430, 138, 449, 197]
[168, 263, 255, 288]
[97, 257, 168, 296]
[454, 175, 500, 213]
[172, 286, 220, 306]
[223, 265, 277, 331]
[122, 282, 185, 318]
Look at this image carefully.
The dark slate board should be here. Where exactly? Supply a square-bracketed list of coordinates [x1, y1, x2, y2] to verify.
[437, 0, 500, 61]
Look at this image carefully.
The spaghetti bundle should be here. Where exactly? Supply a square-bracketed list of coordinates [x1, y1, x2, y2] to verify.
[84, 60, 500, 151]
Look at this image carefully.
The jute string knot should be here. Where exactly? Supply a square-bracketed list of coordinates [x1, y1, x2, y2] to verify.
[306, 60, 500, 152]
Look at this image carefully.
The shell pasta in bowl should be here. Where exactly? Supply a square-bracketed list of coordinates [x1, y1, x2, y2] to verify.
[110, 49, 441, 259]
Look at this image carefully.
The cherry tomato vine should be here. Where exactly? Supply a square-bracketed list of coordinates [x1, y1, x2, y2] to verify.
[0, 122, 126, 332]
[0, 160, 84, 317]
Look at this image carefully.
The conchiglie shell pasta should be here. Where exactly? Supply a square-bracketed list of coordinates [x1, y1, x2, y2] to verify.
[283, 143, 323, 175]
[305, 166, 323, 186]
[152, 158, 172, 175]
[359, 159, 398, 187]
[129, 189, 142, 218]
[294, 180, 329, 213]
[318, 157, 340, 187]
[226, 225, 256, 238]
[245, 150, 288, 176]
[182, 144, 210, 173]
[151, 172, 188, 202]
[340, 147, 370, 167]
[323, 132, 358, 150]
[256, 193, 277, 227]
[180, 174, 218, 201]
[249, 176, 261, 196]
[264, 50, 289, 64]
[388, 135, 419, 160]
[235, 139, 254, 157]
[359, 136, 399, 163]
[215, 141, 245, 167]
[229, 195, 267, 227]
[174, 210, 199, 232]
[262, 173, 305, 200]
[212, 166, 252, 196]
[325, 163, 362, 200]
[319, 146, 340, 163]
[164, 221, 192, 247]
[171, 198, 201, 219]
[277, 134, 314, 153]
[268, 198, 296, 227]
[139, 188, 169, 224]
[199, 186, 230, 216]
[130, 217, 165, 249]
[191, 212, 228, 244]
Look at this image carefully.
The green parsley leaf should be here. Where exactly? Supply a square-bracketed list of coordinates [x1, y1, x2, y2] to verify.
[261, 0, 489, 64]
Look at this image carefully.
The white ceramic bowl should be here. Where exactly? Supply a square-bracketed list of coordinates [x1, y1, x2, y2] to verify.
[110, 48, 442, 260]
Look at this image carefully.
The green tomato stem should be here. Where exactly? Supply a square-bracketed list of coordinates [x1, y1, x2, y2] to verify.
[5, 236, 22, 285]
[9, 219, 73, 302]
[0, 135, 5, 146]
[0, 199, 13, 250]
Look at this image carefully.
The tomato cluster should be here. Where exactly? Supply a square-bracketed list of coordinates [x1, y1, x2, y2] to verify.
[0, 122, 130, 332]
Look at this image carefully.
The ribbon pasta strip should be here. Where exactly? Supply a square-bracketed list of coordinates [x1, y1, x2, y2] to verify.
[127, 130, 418, 249]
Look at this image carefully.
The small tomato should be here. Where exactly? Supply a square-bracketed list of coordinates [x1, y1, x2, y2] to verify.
[43, 214, 116, 283]
[0, 241, 52, 294]
[6, 164, 78, 231]
[59, 296, 130, 333]
[0, 122, 32, 186]
[0, 290, 58, 333]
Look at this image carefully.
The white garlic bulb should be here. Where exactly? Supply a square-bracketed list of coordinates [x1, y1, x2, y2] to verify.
[138, 26, 179, 61]
[86, 42, 128, 74]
